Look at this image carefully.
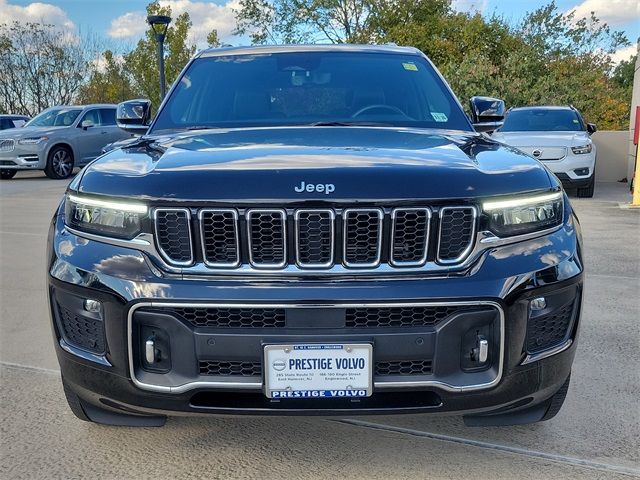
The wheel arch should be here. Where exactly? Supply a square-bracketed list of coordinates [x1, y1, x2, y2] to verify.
[46, 141, 76, 163]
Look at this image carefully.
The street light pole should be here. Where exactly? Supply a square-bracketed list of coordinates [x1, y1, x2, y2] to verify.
[147, 15, 172, 100]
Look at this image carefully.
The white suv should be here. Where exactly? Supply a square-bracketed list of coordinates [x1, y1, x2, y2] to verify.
[492, 106, 597, 197]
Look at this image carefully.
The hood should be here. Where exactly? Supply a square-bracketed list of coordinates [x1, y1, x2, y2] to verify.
[0, 125, 67, 139]
[77, 127, 554, 201]
[492, 131, 590, 147]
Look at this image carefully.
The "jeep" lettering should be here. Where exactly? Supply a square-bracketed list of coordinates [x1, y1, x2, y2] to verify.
[294, 181, 335, 195]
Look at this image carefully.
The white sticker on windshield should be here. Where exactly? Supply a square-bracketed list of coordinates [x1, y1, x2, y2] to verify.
[431, 112, 448, 122]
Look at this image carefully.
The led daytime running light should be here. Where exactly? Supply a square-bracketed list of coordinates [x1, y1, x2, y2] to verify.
[68, 194, 148, 214]
[482, 192, 562, 211]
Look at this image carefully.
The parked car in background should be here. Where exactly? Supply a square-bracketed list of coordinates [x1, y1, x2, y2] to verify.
[0, 114, 30, 130]
[0, 104, 131, 180]
[492, 106, 597, 197]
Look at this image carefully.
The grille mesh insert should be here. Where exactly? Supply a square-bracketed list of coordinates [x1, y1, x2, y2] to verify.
[198, 360, 433, 377]
[155, 209, 192, 264]
[344, 209, 382, 266]
[437, 207, 475, 262]
[375, 360, 433, 376]
[200, 361, 262, 376]
[200, 210, 239, 266]
[527, 301, 575, 353]
[167, 307, 286, 328]
[57, 305, 106, 354]
[296, 210, 333, 266]
[392, 209, 430, 264]
[248, 210, 286, 266]
[345, 306, 475, 328]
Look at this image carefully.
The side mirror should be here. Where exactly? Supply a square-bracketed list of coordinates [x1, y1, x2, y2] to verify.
[80, 119, 94, 130]
[587, 123, 597, 135]
[469, 96, 505, 133]
[117, 99, 152, 134]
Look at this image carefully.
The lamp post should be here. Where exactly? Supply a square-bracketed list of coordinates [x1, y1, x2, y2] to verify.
[147, 14, 172, 100]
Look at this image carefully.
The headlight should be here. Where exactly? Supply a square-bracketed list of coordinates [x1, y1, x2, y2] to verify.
[483, 191, 563, 237]
[65, 193, 148, 239]
[571, 144, 592, 154]
[18, 136, 48, 145]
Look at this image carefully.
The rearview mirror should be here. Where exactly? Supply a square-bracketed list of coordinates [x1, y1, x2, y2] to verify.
[117, 99, 152, 134]
[80, 119, 94, 129]
[469, 96, 505, 133]
[586, 123, 597, 135]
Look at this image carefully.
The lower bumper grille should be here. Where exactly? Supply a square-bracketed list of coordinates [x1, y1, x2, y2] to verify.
[58, 305, 106, 354]
[200, 361, 262, 376]
[142, 305, 477, 329]
[527, 300, 577, 353]
[199, 360, 433, 377]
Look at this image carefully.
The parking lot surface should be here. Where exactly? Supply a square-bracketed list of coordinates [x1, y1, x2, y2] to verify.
[1, 171, 639, 479]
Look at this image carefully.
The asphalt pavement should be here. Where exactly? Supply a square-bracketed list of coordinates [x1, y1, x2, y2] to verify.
[1, 171, 639, 479]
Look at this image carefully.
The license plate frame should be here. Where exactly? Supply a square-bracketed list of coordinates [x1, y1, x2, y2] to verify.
[263, 343, 373, 399]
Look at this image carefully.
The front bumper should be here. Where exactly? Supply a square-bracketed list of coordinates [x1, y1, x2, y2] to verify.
[48, 207, 584, 417]
[0, 144, 45, 169]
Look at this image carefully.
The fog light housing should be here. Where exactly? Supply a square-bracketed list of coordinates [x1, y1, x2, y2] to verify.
[573, 168, 589, 176]
[530, 297, 546, 311]
[84, 299, 102, 313]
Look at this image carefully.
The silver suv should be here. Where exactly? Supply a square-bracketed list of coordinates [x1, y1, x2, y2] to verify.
[0, 104, 132, 180]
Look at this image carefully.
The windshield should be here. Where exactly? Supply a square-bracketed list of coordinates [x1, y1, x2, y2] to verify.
[26, 108, 82, 127]
[152, 52, 472, 132]
[500, 109, 584, 132]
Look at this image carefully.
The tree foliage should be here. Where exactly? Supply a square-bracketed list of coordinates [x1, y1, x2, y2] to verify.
[123, 1, 198, 109]
[76, 50, 139, 104]
[0, 22, 100, 115]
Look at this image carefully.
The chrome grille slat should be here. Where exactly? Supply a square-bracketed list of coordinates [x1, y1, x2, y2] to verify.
[390, 208, 431, 266]
[295, 209, 335, 268]
[0, 139, 15, 152]
[199, 209, 240, 267]
[246, 209, 287, 268]
[343, 208, 384, 267]
[437, 206, 477, 264]
[153, 208, 193, 266]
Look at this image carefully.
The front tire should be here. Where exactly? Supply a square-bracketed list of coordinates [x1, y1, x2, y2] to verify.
[0, 169, 17, 179]
[577, 176, 595, 198]
[45, 146, 74, 179]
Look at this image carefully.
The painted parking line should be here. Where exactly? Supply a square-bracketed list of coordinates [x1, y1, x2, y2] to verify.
[335, 419, 640, 478]
[3, 362, 638, 478]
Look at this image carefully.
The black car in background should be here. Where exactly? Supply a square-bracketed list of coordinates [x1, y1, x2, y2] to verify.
[48, 45, 583, 427]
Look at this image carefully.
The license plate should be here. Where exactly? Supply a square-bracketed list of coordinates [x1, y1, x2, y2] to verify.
[264, 343, 373, 399]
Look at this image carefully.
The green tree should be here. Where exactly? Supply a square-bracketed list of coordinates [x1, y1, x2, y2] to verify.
[612, 54, 637, 91]
[76, 50, 139, 104]
[124, 1, 198, 109]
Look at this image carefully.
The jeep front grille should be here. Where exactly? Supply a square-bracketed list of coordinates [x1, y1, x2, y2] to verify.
[152, 205, 478, 270]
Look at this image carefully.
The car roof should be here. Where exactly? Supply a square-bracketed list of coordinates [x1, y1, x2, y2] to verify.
[198, 43, 421, 58]
[46, 104, 118, 110]
[509, 106, 574, 112]
[0, 114, 29, 118]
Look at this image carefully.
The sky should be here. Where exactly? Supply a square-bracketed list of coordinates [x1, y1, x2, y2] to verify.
[1, 0, 638, 63]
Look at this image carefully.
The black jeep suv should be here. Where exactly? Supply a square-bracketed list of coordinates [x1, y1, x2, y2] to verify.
[47, 45, 583, 427]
